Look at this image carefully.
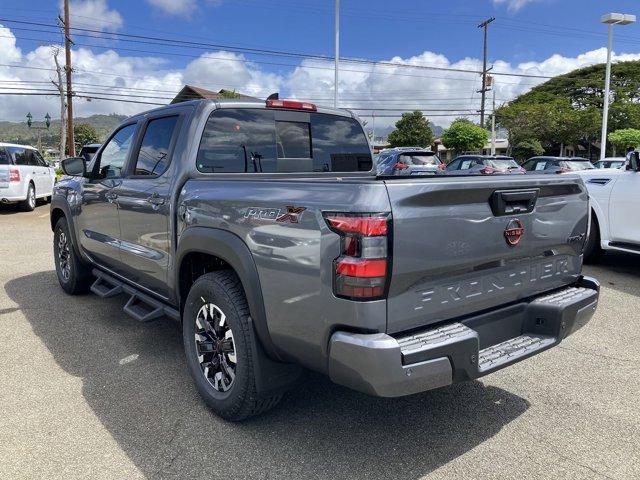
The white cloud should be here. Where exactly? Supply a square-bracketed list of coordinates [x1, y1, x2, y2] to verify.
[493, 0, 541, 12]
[2, 22, 640, 138]
[63, 0, 124, 32]
[0, 25, 282, 122]
[0, 25, 22, 63]
[146, 0, 197, 17]
[183, 51, 282, 98]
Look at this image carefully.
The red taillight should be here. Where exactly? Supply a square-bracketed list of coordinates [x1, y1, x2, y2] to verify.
[336, 258, 387, 277]
[9, 168, 20, 182]
[266, 99, 317, 111]
[324, 212, 390, 300]
[325, 215, 387, 236]
[394, 162, 409, 170]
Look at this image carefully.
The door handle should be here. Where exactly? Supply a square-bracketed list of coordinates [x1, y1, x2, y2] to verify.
[146, 193, 165, 206]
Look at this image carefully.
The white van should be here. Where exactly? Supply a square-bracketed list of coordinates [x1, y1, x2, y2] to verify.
[0, 143, 56, 211]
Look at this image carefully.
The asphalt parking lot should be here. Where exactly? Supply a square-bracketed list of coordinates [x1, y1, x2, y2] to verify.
[0, 204, 638, 480]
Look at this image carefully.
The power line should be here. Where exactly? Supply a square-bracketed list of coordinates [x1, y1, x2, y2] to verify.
[0, 17, 597, 81]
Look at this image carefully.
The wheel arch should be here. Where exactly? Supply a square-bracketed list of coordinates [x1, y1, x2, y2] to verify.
[589, 201, 606, 246]
[175, 227, 279, 360]
[49, 197, 86, 261]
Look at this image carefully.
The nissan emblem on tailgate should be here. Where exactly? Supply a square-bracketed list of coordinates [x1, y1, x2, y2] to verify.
[504, 219, 525, 246]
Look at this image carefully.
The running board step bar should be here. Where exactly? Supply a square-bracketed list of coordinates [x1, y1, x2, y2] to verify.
[478, 334, 554, 373]
[91, 269, 180, 322]
[90, 276, 123, 298]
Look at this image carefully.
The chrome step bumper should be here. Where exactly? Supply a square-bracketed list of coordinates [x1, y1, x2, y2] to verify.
[328, 276, 599, 397]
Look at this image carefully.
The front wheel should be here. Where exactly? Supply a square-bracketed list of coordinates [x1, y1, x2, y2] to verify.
[53, 217, 92, 294]
[182, 271, 282, 421]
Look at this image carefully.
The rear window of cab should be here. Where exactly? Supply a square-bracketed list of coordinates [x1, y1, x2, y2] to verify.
[196, 108, 372, 173]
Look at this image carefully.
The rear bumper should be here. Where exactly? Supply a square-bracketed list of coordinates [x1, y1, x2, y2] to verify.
[0, 183, 28, 202]
[328, 276, 599, 397]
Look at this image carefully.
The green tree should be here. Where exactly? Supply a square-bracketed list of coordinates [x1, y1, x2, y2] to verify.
[608, 128, 640, 153]
[387, 111, 434, 148]
[74, 123, 99, 152]
[495, 60, 640, 156]
[218, 89, 242, 99]
[512, 139, 544, 161]
[441, 118, 489, 154]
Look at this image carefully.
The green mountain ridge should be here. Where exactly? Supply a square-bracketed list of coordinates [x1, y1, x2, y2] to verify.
[0, 114, 127, 148]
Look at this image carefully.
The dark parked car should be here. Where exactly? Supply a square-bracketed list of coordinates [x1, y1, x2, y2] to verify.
[50, 98, 599, 420]
[522, 156, 594, 174]
[376, 147, 443, 175]
[446, 155, 525, 174]
[79, 143, 101, 162]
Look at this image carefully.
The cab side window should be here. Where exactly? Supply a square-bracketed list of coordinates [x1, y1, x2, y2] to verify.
[133, 116, 178, 176]
[95, 124, 137, 179]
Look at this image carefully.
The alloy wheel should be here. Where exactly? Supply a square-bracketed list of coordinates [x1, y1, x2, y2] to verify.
[28, 186, 35, 209]
[194, 302, 237, 392]
[57, 231, 71, 281]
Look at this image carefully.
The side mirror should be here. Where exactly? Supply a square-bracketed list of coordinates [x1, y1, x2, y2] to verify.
[61, 156, 87, 177]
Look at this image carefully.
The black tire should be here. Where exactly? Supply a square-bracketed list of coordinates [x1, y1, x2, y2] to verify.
[584, 213, 604, 263]
[19, 182, 36, 211]
[53, 217, 93, 294]
[182, 271, 281, 421]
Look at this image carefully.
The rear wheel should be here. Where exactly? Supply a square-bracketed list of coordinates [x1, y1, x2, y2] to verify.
[584, 213, 604, 263]
[19, 183, 36, 211]
[53, 217, 92, 294]
[182, 271, 282, 421]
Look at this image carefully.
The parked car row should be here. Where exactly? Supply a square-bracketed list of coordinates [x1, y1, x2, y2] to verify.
[375, 150, 625, 176]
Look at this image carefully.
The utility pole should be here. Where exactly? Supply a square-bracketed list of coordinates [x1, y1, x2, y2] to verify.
[478, 17, 495, 127]
[63, 0, 75, 156]
[51, 47, 66, 159]
[334, 0, 340, 108]
[490, 76, 496, 155]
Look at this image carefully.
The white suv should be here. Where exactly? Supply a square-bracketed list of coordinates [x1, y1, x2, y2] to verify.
[0, 143, 56, 211]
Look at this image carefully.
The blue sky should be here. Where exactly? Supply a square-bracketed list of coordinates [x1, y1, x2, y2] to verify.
[1, 0, 640, 128]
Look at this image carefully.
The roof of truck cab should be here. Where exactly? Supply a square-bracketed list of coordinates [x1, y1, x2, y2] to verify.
[125, 98, 356, 122]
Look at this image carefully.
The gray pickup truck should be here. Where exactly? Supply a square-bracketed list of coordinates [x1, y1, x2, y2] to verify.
[51, 98, 599, 421]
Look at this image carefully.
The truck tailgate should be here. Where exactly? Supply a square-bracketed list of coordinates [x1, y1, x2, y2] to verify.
[384, 175, 588, 334]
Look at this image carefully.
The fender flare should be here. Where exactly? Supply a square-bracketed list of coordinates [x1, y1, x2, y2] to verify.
[175, 227, 280, 360]
[50, 195, 87, 261]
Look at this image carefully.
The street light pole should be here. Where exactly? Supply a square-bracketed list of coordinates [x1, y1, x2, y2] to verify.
[334, 0, 340, 108]
[599, 13, 636, 161]
[26, 112, 51, 153]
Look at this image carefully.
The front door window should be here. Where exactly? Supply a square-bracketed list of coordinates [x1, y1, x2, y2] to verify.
[95, 124, 137, 179]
